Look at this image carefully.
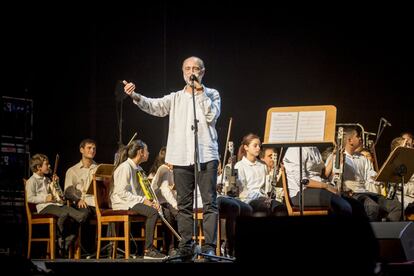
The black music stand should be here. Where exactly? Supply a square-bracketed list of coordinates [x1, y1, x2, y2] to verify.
[375, 146, 414, 221]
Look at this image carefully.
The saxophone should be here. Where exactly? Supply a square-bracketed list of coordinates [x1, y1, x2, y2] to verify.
[49, 154, 65, 204]
[136, 169, 182, 241]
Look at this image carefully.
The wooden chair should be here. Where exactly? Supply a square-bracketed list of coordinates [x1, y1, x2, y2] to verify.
[24, 178, 57, 259]
[281, 167, 329, 216]
[193, 208, 222, 256]
[24, 179, 82, 259]
[93, 164, 147, 259]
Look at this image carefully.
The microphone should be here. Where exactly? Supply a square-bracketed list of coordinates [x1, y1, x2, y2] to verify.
[381, 117, 392, 127]
[189, 74, 199, 82]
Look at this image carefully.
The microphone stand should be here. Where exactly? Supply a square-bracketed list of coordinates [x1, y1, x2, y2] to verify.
[371, 118, 390, 172]
[190, 77, 202, 259]
[190, 77, 234, 262]
[375, 118, 391, 147]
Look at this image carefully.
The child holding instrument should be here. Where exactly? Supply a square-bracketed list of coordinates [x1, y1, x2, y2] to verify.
[26, 153, 88, 257]
[110, 140, 166, 259]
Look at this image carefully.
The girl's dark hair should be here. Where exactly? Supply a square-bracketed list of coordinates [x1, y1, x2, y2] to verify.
[111, 140, 146, 191]
[114, 140, 147, 170]
[149, 147, 166, 175]
[237, 133, 260, 161]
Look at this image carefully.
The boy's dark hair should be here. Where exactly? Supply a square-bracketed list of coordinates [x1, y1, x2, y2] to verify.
[30, 153, 48, 173]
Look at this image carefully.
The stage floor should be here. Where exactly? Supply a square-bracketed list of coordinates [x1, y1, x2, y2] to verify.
[33, 258, 235, 275]
[0, 255, 411, 276]
[28, 258, 414, 276]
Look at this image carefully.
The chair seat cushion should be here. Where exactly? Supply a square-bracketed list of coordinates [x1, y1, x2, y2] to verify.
[292, 206, 328, 211]
[32, 213, 58, 219]
[101, 209, 140, 216]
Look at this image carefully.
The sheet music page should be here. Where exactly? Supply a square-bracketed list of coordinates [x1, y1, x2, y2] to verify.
[268, 112, 298, 143]
[296, 111, 326, 142]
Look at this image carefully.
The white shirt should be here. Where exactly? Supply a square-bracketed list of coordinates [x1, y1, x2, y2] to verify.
[26, 173, 62, 213]
[111, 158, 146, 210]
[234, 156, 267, 203]
[151, 164, 178, 209]
[131, 86, 220, 166]
[283, 147, 326, 198]
[64, 160, 98, 207]
[342, 151, 380, 193]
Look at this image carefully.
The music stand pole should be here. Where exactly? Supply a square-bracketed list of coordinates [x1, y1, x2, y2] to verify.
[396, 164, 407, 221]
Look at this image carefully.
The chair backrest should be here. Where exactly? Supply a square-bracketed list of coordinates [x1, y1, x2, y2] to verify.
[23, 178, 38, 220]
[23, 178, 37, 215]
[92, 164, 115, 215]
[23, 178, 31, 220]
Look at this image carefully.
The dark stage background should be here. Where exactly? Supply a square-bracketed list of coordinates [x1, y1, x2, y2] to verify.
[2, 3, 413, 192]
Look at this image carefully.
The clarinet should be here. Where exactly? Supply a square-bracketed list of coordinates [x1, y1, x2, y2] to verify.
[332, 127, 344, 194]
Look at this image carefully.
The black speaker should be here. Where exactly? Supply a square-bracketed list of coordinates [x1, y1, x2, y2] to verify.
[235, 216, 378, 275]
[371, 221, 414, 262]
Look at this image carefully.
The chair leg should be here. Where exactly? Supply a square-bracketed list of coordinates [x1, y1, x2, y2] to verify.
[124, 221, 130, 259]
[162, 231, 167, 253]
[153, 224, 158, 249]
[46, 241, 50, 258]
[96, 223, 102, 259]
[112, 241, 117, 259]
[50, 222, 56, 260]
[216, 217, 221, 256]
[74, 226, 81, 259]
[27, 224, 32, 259]
[112, 223, 118, 259]
[198, 220, 203, 247]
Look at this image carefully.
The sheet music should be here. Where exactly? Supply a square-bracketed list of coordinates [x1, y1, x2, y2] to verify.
[268, 111, 326, 143]
[268, 112, 298, 142]
[296, 111, 325, 141]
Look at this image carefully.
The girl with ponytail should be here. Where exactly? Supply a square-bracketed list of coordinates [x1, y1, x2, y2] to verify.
[110, 140, 166, 259]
